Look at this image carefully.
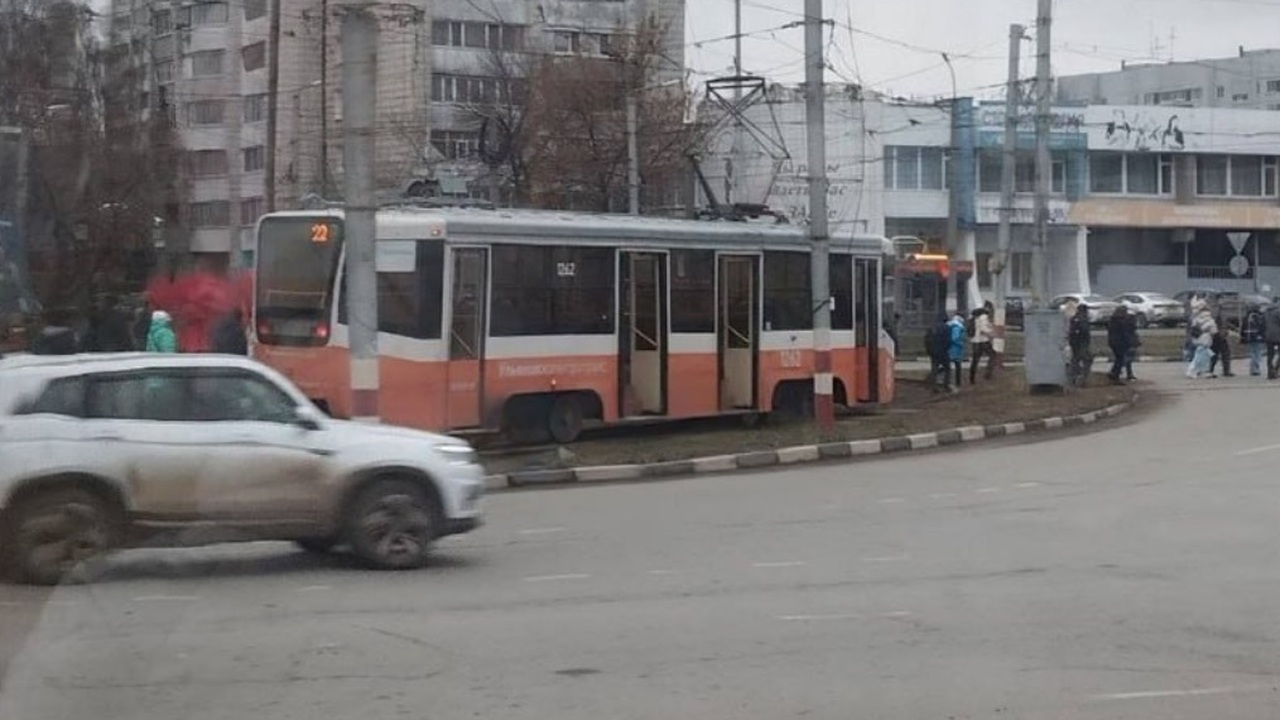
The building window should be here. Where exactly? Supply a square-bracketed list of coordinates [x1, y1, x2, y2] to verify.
[243, 145, 265, 172]
[244, 93, 268, 123]
[190, 49, 225, 77]
[975, 252, 993, 288]
[1233, 93, 1250, 102]
[1010, 252, 1032, 290]
[1231, 155, 1264, 196]
[978, 148, 1001, 192]
[187, 150, 228, 177]
[1090, 152, 1124, 194]
[430, 130, 479, 160]
[240, 197, 264, 227]
[432, 20, 460, 46]
[431, 75, 507, 104]
[186, 99, 225, 125]
[242, 42, 266, 72]
[1126, 151, 1172, 193]
[1145, 88, 1201, 105]
[152, 8, 172, 34]
[189, 201, 231, 227]
[1217, 86, 1226, 98]
[433, 20, 524, 50]
[1197, 154, 1230, 196]
[154, 60, 175, 83]
[490, 245, 615, 336]
[1015, 152, 1066, 194]
[244, 0, 266, 21]
[182, 2, 229, 27]
[763, 251, 812, 331]
[1266, 157, 1278, 196]
[553, 30, 582, 54]
[885, 146, 946, 191]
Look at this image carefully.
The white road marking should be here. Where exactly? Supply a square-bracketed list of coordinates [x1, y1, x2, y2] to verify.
[1016, 482, 1041, 489]
[929, 492, 958, 500]
[778, 613, 861, 622]
[0, 601, 22, 607]
[753, 561, 808, 569]
[881, 611, 913, 618]
[647, 569, 677, 576]
[862, 555, 909, 563]
[1092, 686, 1247, 701]
[296, 585, 331, 592]
[878, 497, 906, 504]
[523, 573, 591, 583]
[977, 487, 1002, 494]
[133, 595, 200, 602]
[518, 527, 566, 536]
[1236, 443, 1280, 457]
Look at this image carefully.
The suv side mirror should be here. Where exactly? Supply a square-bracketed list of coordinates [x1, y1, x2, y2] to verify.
[294, 405, 324, 431]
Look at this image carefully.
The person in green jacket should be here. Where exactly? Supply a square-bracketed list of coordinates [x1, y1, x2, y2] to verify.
[145, 310, 177, 353]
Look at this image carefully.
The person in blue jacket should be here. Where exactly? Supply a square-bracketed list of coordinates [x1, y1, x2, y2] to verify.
[948, 312, 968, 389]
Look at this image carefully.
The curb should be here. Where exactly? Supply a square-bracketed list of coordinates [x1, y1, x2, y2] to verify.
[907, 355, 1184, 364]
[483, 394, 1139, 492]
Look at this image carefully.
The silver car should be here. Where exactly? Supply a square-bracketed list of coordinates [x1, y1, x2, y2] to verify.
[1113, 292, 1185, 328]
[1051, 294, 1121, 325]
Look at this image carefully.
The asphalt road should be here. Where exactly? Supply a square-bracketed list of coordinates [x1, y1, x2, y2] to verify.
[4, 364, 1280, 719]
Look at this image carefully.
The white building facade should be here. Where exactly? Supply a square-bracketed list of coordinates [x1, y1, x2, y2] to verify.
[1057, 48, 1280, 111]
[698, 88, 1280, 307]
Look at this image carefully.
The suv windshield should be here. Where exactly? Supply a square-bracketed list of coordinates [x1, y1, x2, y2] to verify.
[255, 217, 344, 346]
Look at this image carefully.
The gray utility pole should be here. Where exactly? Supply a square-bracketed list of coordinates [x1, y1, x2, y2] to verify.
[993, 23, 1024, 356]
[1032, 0, 1052, 305]
[804, 0, 834, 430]
[626, 93, 640, 215]
[339, 2, 380, 422]
[727, 0, 743, 206]
[942, 53, 959, 314]
[265, 0, 282, 211]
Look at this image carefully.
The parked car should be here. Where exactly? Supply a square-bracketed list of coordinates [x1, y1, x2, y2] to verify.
[1171, 289, 1272, 329]
[0, 353, 486, 585]
[1112, 292, 1185, 328]
[1050, 294, 1120, 325]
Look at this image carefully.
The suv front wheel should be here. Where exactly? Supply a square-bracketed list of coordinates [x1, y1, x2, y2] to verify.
[1, 486, 122, 586]
[346, 478, 440, 570]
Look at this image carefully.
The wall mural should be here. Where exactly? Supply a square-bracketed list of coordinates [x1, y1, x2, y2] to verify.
[1103, 110, 1186, 151]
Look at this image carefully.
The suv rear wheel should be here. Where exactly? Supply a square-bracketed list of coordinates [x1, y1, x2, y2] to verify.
[345, 478, 440, 570]
[1, 487, 122, 586]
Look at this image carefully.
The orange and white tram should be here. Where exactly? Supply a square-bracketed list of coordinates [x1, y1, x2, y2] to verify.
[252, 208, 895, 442]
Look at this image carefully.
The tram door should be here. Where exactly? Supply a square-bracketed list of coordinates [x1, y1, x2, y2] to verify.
[718, 255, 758, 410]
[619, 252, 668, 417]
[856, 257, 881, 403]
[446, 247, 488, 428]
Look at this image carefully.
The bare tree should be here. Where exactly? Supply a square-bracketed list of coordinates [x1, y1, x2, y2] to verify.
[0, 0, 184, 310]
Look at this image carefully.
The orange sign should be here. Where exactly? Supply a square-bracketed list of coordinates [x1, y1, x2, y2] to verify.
[1070, 198, 1280, 229]
[310, 222, 332, 244]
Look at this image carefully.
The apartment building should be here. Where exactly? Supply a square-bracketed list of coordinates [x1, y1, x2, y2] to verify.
[424, 0, 685, 198]
[1057, 47, 1280, 111]
[106, 0, 430, 268]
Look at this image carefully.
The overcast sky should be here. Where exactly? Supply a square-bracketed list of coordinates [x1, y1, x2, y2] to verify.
[686, 0, 1280, 100]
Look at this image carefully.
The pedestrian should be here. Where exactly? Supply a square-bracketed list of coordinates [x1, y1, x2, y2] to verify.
[1266, 303, 1280, 379]
[948, 312, 967, 389]
[1241, 304, 1266, 377]
[145, 310, 177, 353]
[210, 308, 248, 355]
[1209, 310, 1235, 377]
[1124, 305, 1141, 381]
[1107, 305, 1135, 383]
[1068, 302, 1092, 387]
[969, 303, 997, 384]
[926, 312, 952, 392]
[1186, 298, 1218, 379]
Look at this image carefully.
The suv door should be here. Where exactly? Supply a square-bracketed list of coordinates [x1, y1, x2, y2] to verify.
[85, 369, 209, 519]
[182, 368, 333, 524]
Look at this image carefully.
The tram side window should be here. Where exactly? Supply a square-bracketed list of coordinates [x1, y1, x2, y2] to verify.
[830, 253, 853, 331]
[491, 244, 615, 336]
[763, 251, 812, 331]
[670, 249, 715, 333]
[337, 240, 444, 339]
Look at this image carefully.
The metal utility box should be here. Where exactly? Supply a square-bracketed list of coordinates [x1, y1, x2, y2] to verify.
[1023, 308, 1067, 388]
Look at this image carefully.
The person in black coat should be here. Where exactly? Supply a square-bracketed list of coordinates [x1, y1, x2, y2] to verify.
[1209, 310, 1234, 377]
[210, 309, 249, 355]
[1107, 305, 1135, 382]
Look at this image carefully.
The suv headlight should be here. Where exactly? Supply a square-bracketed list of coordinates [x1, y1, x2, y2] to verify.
[436, 443, 479, 466]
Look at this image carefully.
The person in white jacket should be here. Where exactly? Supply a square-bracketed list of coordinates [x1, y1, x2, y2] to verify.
[1186, 297, 1218, 379]
[969, 302, 998, 383]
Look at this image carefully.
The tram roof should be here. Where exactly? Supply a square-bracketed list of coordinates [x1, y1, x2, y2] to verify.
[263, 207, 893, 255]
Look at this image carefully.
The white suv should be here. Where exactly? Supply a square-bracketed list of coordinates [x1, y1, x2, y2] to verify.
[0, 353, 485, 585]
